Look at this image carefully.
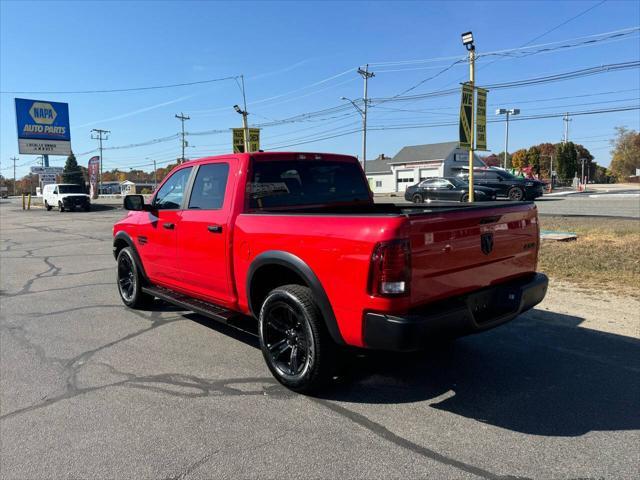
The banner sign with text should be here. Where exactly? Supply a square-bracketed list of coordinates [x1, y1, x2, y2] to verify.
[232, 128, 260, 153]
[88, 156, 100, 199]
[475, 87, 488, 151]
[458, 83, 473, 149]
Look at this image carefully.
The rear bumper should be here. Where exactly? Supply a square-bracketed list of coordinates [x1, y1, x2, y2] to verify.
[363, 273, 548, 351]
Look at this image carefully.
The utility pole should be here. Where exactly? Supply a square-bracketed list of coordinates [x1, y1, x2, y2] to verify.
[153, 159, 157, 191]
[91, 129, 110, 196]
[11, 156, 18, 195]
[175, 113, 190, 163]
[563, 113, 571, 143]
[357, 65, 375, 173]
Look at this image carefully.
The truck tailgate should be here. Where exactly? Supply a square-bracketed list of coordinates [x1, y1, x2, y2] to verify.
[407, 202, 539, 307]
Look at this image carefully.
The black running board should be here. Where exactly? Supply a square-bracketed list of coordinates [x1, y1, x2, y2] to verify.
[142, 285, 238, 324]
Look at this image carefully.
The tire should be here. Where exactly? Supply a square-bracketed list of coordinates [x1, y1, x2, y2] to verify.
[116, 247, 154, 308]
[84, 204, 91, 212]
[508, 187, 524, 201]
[461, 193, 469, 203]
[412, 194, 423, 203]
[58, 201, 65, 212]
[45, 201, 52, 211]
[259, 284, 336, 393]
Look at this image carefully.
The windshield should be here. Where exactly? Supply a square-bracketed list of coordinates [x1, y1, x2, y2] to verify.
[248, 159, 370, 210]
[446, 177, 467, 188]
[58, 185, 85, 194]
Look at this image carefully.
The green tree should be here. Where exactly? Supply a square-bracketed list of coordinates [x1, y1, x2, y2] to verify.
[62, 153, 84, 187]
[556, 142, 578, 182]
[610, 126, 640, 179]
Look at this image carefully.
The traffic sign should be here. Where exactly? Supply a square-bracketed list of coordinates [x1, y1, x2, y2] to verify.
[459, 83, 473, 149]
[476, 87, 488, 151]
[15, 98, 71, 155]
[232, 128, 260, 153]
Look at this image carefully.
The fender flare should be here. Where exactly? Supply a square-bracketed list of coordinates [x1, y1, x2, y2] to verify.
[113, 231, 149, 284]
[247, 251, 345, 345]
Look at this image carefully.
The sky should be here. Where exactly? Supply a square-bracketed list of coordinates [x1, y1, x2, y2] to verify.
[1, 0, 639, 178]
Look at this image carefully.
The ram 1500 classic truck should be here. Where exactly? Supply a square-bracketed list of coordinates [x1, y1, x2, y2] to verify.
[113, 152, 548, 392]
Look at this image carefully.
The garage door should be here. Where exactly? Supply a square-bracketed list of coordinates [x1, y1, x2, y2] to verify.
[419, 168, 439, 180]
[396, 170, 415, 192]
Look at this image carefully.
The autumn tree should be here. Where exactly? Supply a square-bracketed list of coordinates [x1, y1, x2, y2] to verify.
[510, 149, 527, 169]
[610, 127, 640, 179]
[525, 146, 541, 175]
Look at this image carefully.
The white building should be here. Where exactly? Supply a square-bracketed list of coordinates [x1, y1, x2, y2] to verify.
[363, 141, 486, 193]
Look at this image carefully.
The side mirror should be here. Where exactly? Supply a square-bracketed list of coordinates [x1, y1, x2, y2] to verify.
[447, 184, 454, 189]
[498, 177, 504, 181]
[123, 194, 149, 211]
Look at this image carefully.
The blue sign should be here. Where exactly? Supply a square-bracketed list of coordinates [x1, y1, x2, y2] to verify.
[15, 98, 71, 141]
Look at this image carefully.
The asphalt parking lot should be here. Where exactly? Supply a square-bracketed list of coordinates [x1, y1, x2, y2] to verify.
[1, 199, 639, 479]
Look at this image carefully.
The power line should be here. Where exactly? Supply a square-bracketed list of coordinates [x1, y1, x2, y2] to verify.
[1, 75, 238, 94]
[519, 0, 608, 48]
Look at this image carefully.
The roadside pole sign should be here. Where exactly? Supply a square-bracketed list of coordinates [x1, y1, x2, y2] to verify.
[30, 166, 63, 189]
[88, 156, 100, 199]
[459, 83, 473, 149]
[15, 99, 71, 155]
[476, 87, 488, 151]
[232, 128, 261, 153]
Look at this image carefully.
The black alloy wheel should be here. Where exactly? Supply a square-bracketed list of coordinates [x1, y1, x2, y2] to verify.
[412, 193, 423, 203]
[508, 187, 524, 201]
[259, 285, 335, 393]
[461, 193, 469, 203]
[116, 247, 153, 308]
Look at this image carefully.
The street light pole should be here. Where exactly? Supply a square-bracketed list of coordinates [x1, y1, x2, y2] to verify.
[357, 65, 374, 174]
[462, 31, 476, 202]
[340, 96, 366, 169]
[496, 108, 520, 169]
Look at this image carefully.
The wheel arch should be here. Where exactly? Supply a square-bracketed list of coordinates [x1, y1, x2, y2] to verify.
[113, 231, 149, 284]
[247, 251, 345, 345]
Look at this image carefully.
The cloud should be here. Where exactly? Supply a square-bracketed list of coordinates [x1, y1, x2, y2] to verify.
[75, 94, 196, 128]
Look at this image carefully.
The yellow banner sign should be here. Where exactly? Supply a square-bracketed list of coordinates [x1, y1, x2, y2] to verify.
[476, 88, 488, 151]
[232, 128, 261, 153]
[459, 83, 473, 149]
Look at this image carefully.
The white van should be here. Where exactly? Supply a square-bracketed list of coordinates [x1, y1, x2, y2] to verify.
[43, 183, 91, 212]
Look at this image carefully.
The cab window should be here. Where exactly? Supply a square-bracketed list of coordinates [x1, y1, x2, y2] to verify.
[153, 167, 193, 210]
[188, 163, 229, 210]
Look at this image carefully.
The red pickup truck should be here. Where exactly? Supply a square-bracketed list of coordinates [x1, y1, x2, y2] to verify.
[113, 152, 547, 392]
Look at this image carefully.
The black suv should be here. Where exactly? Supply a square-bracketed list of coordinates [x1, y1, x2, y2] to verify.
[459, 168, 545, 200]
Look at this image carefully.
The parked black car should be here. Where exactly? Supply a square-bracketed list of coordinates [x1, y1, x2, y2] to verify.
[458, 168, 545, 200]
[404, 177, 497, 203]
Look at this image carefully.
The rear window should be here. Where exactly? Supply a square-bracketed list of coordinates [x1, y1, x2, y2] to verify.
[248, 159, 369, 209]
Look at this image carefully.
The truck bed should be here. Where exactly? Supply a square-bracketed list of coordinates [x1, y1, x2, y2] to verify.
[250, 200, 533, 216]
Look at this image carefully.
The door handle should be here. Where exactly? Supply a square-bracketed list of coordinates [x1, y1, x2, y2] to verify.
[207, 225, 223, 233]
[163, 222, 175, 230]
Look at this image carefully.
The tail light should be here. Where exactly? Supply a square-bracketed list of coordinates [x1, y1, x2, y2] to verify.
[369, 239, 411, 296]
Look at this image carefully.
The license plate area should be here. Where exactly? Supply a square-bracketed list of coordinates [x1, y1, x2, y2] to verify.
[466, 286, 520, 325]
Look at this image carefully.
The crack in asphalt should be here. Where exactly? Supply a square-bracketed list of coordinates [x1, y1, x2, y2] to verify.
[313, 399, 528, 480]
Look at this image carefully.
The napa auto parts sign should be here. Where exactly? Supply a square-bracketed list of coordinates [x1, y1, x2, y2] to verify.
[15, 98, 71, 155]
